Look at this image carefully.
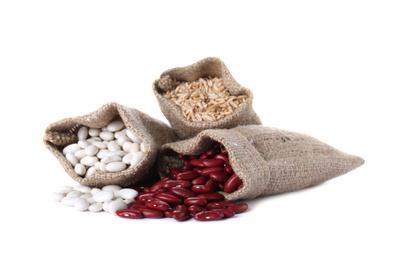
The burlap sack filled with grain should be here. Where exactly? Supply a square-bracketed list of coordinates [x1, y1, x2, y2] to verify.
[157, 125, 364, 201]
[44, 102, 178, 187]
[152, 57, 262, 139]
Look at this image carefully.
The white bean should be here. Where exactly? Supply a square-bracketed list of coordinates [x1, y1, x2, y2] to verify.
[126, 130, 142, 144]
[118, 188, 139, 200]
[74, 163, 86, 176]
[106, 162, 126, 172]
[66, 153, 79, 166]
[129, 143, 140, 154]
[88, 128, 101, 137]
[99, 131, 114, 141]
[74, 198, 89, 211]
[101, 155, 122, 164]
[108, 200, 128, 215]
[107, 141, 121, 152]
[85, 145, 99, 156]
[80, 156, 99, 167]
[63, 143, 81, 155]
[77, 126, 88, 140]
[86, 166, 96, 178]
[130, 151, 144, 167]
[88, 203, 103, 212]
[107, 120, 125, 132]
[93, 190, 115, 203]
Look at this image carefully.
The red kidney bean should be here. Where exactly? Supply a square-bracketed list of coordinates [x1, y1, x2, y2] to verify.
[155, 193, 183, 205]
[181, 164, 193, 172]
[192, 184, 213, 193]
[191, 176, 209, 185]
[209, 171, 230, 182]
[217, 182, 225, 190]
[214, 154, 229, 164]
[184, 197, 208, 207]
[174, 204, 188, 212]
[178, 154, 188, 160]
[183, 160, 192, 166]
[188, 205, 207, 214]
[192, 167, 204, 173]
[193, 211, 224, 221]
[145, 200, 170, 211]
[116, 209, 142, 219]
[137, 192, 156, 201]
[143, 187, 151, 193]
[190, 159, 205, 167]
[169, 168, 181, 179]
[131, 200, 146, 206]
[206, 202, 226, 210]
[200, 167, 224, 176]
[129, 204, 147, 211]
[197, 192, 224, 202]
[176, 170, 201, 181]
[130, 185, 148, 193]
[229, 203, 248, 214]
[205, 179, 217, 189]
[170, 187, 196, 199]
[220, 147, 228, 155]
[223, 174, 242, 193]
[141, 208, 164, 218]
[205, 149, 216, 158]
[163, 180, 192, 189]
[200, 154, 208, 160]
[211, 208, 235, 218]
[164, 209, 173, 218]
[149, 177, 170, 192]
[217, 201, 236, 207]
[202, 159, 226, 167]
[224, 163, 234, 174]
[172, 210, 191, 221]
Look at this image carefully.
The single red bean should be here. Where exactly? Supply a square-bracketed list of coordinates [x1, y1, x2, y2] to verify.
[223, 174, 242, 193]
[202, 159, 226, 167]
[218, 201, 236, 207]
[174, 204, 188, 212]
[211, 208, 235, 218]
[145, 200, 170, 211]
[176, 170, 201, 181]
[214, 154, 229, 164]
[143, 187, 151, 193]
[229, 203, 248, 214]
[237, 181, 243, 190]
[205, 149, 216, 158]
[220, 147, 228, 155]
[129, 204, 147, 211]
[209, 171, 230, 182]
[224, 164, 234, 174]
[141, 208, 164, 218]
[200, 154, 208, 160]
[181, 164, 193, 172]
[155, 193, 183, 205]
[149, 178, 170, 192]
[197, 192, 224, 202]
[192, 184, 213, 193]
[116, 209, 142, 219]
[170, 168, 181, 175]
[162, 180, 191, 189]
[131, 200, 146, 206]
[184, 197, 208, 207]
[164, 209, 173, 218]
[192, 176, 209, 185]
[183, 160, 192, 165]
[205, 179, 217, 189]
[152, 188, 169, 194]
[193, 211, 224, 221]
[137, 192, 156, 202]
[206, 202, 227, 210]
[170, 187, 197, 199]
[192, 167, 204, 173]
[190, 159, 205, 167]
[188, 205, 207, 214]
[200, 167, 224, 177]
[172, 210, 191, 221]
[178, 154, 188, 160]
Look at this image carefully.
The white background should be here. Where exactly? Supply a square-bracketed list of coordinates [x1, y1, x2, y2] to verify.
[1, 1, 399, 259]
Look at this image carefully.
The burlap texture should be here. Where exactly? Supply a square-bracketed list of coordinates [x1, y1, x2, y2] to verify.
[152, 57, 262, 139]
[44, 102, 178, 187]
[157, 125, 364, 201]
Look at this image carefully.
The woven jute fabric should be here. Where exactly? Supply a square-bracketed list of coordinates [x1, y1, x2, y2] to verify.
[43, 102, 178, 188]
[157, 125, 364, 201]
[152, 57, 262, 139]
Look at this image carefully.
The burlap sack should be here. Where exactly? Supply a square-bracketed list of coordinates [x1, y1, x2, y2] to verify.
[152, 57, 262, 139]
[44, 102, 178, 187]
[157, 125, 364, 201]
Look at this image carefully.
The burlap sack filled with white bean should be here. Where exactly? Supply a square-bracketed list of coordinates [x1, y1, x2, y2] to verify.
[152, 57, 262, 139]
[43, 102, 178, 187]
[157, 125, 364, 201]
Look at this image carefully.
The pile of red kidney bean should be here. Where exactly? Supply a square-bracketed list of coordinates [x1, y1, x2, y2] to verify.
[116, 143, 248, 221]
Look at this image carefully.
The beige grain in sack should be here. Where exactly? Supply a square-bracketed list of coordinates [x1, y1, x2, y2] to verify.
[157, 125, 364, 201]
[152, 57, 262, 139]
[44, 102, 178, 187]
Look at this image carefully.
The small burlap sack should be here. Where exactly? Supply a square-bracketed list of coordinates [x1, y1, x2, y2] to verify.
[44, 102, 178, 187]
[157, 125, 364, 201]
[152, 57, 262, 139]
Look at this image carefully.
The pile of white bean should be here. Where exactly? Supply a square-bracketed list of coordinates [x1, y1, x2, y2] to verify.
[52, 184, 139, 214]
[62, 120, 148, 177]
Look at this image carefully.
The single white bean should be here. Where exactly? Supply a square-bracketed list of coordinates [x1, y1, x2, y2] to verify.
[107, 150, 125, 157]
[106, 162, 126, 172]
[77, 126, 88, 140]
[107, 141, 121, 152]
[96, 149, 109, 159]
[122, 141, 134, 153]
[80, 156, 99, 167]
[92, 141, 108, 149]
[89, 203, 103, 212]
[102, 185, 122, 191]
[74, 163, 86, 176]
[122, 153, 133, 164]
[107, 120, 125, 132]
[51, 192, 65, 202]
[66, 191, 83, 198]
[63, 143, 81, 155]
[114, 129, 127, 139]
[99, 131, 114, 141]
[117, 135, 130, 147]
[85, 145, 99, 156]
[130, 151, 144, 167]
[61, 196, 78, 207]
[74, 185, 91, 193]
[118, 188, 139, 200]
[88, 128, 101, 137]
[108, 200, 128, 215]
[78, 140, 90, 149]
[74, 149, 87, 160]
[101, 155, 122, 164]
[66, 153, 79, 166]
[100, 162, 107, 172]
[126, 130, 142, 144]
[93, 190, 115, 203]
[129, 143, 140, 154]
[74, 198, 89, 211]
[91, 188, 102, 194]
[86, 166, 96, 178]
[140, 142, 148, 153]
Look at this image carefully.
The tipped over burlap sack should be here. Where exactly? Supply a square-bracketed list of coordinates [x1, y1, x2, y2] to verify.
[44, 102, 178, 187]
[152, 57, 262, 139]
[157, 125, 364, 201]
